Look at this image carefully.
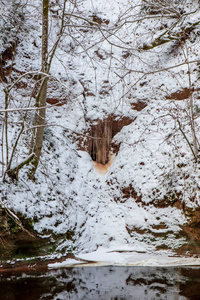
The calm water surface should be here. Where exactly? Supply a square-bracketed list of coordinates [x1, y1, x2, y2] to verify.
[0, 266, 200, 299]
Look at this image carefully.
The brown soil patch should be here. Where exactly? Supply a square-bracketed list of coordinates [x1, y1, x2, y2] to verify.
[122, 51, 131, 59]
[94, 49, 106, 60]
[148, 188, 185, 210]
[152, 196, 185, 210]
[131, 100, 147, 111]
[89, 15, 110, 25]
[79, 79, 95, 97]
[46, 98, 67, 106]
[166, 88, 194, 100]
[120, 184, 142, 203]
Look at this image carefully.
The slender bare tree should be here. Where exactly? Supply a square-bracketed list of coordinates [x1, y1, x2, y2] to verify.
[28, 0, 49, 179]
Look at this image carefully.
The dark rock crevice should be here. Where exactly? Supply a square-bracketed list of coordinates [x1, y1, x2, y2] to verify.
[80, 115, 134, 164]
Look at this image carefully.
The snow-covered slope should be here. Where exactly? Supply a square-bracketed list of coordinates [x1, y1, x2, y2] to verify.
[1, 0, 200, 258]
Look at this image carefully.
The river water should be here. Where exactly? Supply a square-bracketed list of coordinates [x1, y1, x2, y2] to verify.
[0, 265, 200, 299]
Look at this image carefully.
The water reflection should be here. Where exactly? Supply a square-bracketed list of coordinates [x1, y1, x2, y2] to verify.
[0, 266, 200, 299]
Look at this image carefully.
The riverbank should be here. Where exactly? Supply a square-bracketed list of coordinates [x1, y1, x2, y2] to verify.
[1, 248, 200, 274]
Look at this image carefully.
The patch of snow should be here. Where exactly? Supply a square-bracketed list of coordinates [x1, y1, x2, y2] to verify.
[48, 247, 200, 268]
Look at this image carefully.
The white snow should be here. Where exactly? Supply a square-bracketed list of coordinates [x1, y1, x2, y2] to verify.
[48, 248, 200, 268]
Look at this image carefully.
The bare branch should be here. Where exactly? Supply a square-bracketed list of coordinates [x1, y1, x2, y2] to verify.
[0, 198, 35, 238]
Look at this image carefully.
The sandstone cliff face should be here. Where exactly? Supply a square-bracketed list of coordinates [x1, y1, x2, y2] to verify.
[177, 208, 200, 255]
[79, 115, 135, 164]
[0, 208, 50, 260]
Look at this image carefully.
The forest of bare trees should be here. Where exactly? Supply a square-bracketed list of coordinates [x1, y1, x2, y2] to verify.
[1, 0, 199, 183]
[0, 0, 200, 265]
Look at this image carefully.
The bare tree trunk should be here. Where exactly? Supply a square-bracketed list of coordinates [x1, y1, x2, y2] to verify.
[29, 0, 49, 179]
[4, 91, 9, 167]
[184, 45, 199, 159]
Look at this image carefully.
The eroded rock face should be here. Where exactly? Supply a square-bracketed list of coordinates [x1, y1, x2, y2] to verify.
[80, 115, 134, 164]
[0, 207, 49, 260]
[0, 207, 16, 258]
[0, 207, 9, 232]
[177, 208, 200, 255]
[78, 99, 147, 164]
